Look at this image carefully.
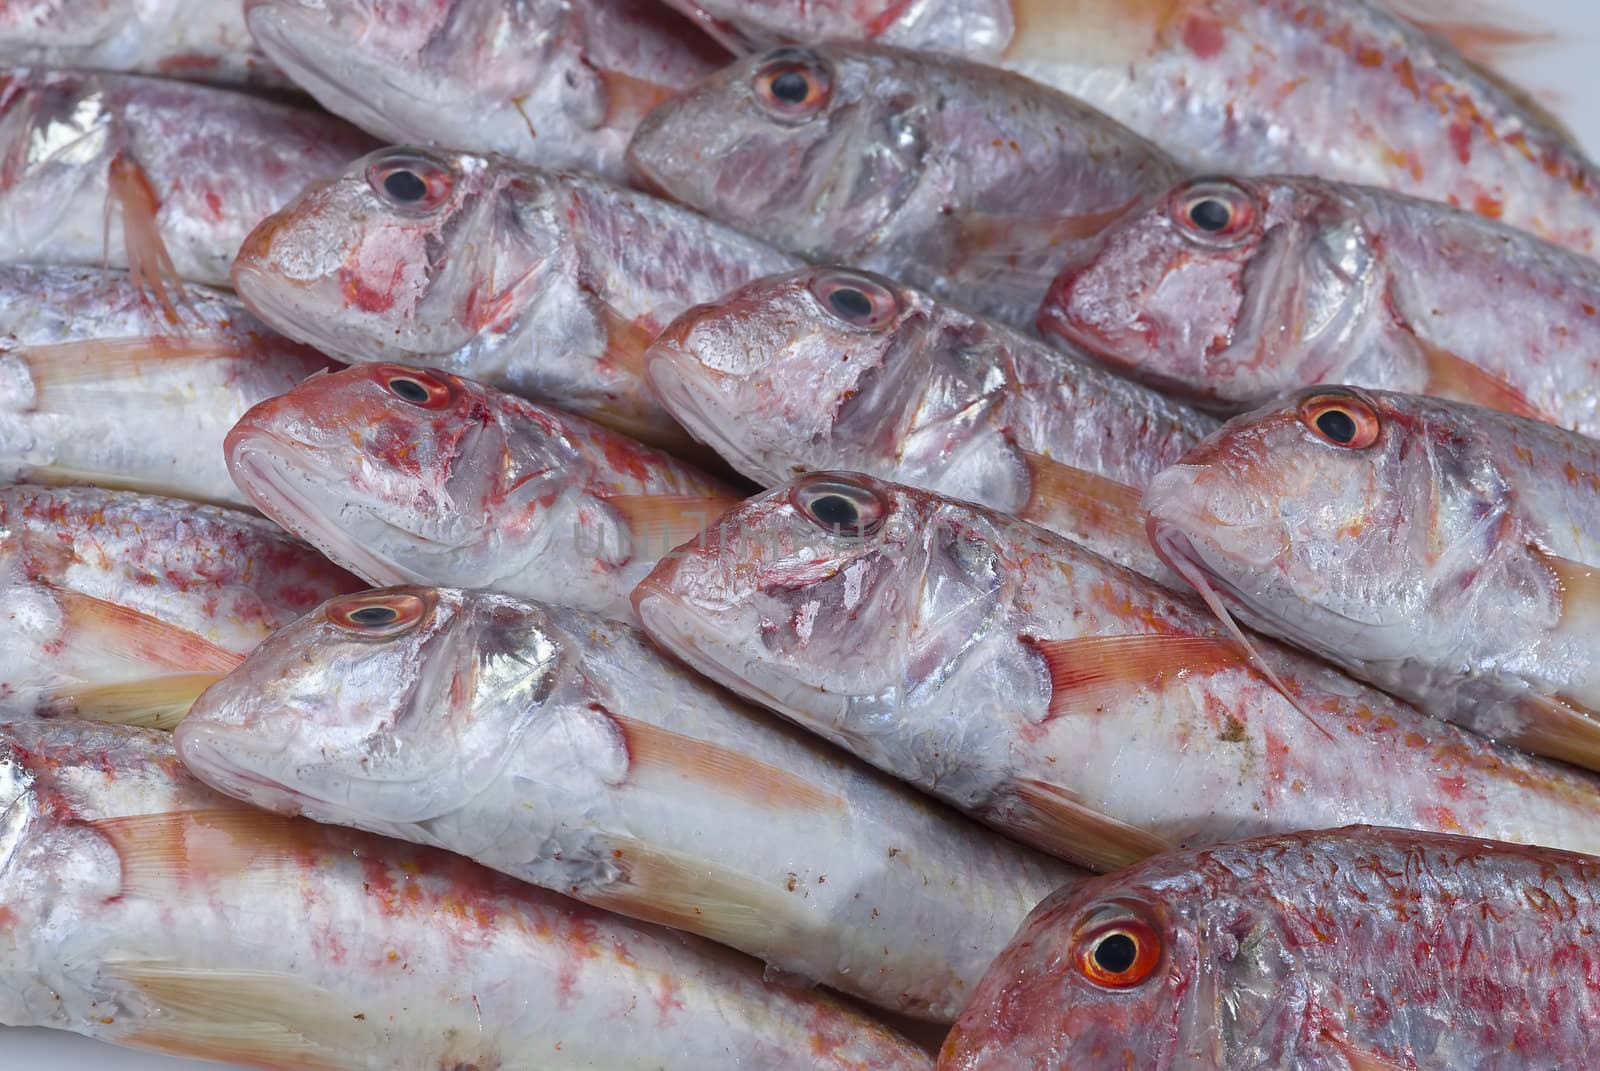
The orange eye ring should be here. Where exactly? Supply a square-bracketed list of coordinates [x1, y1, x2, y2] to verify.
[375, 365, 455, 409]
[1298, 391, 1381, 449]
[1076, 915, 1162, 990]
[790, 474, 888, 537]
[807, 269, 901, 330]
[752, 48, 833, 122]
[326, 591, 431, 638]
[1168, 178, 1261, 248]
[365, 149, 455, 212]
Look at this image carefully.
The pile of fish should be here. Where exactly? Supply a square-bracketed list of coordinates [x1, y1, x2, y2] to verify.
[5, 1, 1600, 1068]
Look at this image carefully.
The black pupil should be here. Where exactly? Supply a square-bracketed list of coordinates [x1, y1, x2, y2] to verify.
[769, 70, 811, 104]
[389, 378, 431, 404]
[383, 169, 429, 203]
[808, 493, 861, 529]
[828, 287, 875, 322]
[1188, 198, 1232, 232]
[1093, 933, 1139, 975]
[349, 605, 399, 626]
[1315, 408, 1358, 444]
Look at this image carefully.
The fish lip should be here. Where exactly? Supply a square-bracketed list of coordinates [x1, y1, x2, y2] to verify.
[174, 719, 308, 816]
[227, 437, 424, 588]
[644, 347, 780, 485]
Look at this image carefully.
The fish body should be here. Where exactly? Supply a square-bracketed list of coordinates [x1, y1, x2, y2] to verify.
[245, 0, 722, 181]
[0, 0, 282, 86]
[1145, 386, 1600, 771]
[179, 586, 1076, 1022]
[0, 265, 334, 506]
[943, 826, 1600, 1070]
[648, 266, 1215, 579]
[0, 68, 376, 299]
[0, 484, 359, 726]
[1042, 174, 1600, 433]
[632, 472, 1600, 872]
[0, 718, 933, 1069]
[225, 364, 738, 620]
[231, 146, 800, 452]
[657, 0, 1600, 258]
[626, 42, 1179, 328]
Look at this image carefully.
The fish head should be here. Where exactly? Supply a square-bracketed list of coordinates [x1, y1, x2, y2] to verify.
[177, 587, 566, 826]
[232, 145, 541, 364]
[633, 472, 1014, 737]
[627, 44, 929, 257]
[1041, 177, 1371, 408]
[225, 363, 583, 589]
[943, 854, 1307, 1069]
[646, 266, 933, 482]
[1144, 387, 1510, 661]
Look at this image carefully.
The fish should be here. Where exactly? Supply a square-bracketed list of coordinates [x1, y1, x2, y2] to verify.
[631, 471, 1600, 872]
[244, 0, 723, 181]
[651, 0, 1600, 259]
[1040, 174, 1600, 434]
[648, 266, 1216, 581]
[0, 718, 935, 1069]
[0, 67, 376, 318]
[1145, 385, 1600, 773]
[225, 363, 740, 621]
[0, 484, 360, 728]
[0, 0, 284, 87]
[0, 265, 335, 506]
[177, 585, 1079, 1022]
[625, 42, 1179, 329]
[230, 145, 802, 454]
[942, 825, 1600, 1070]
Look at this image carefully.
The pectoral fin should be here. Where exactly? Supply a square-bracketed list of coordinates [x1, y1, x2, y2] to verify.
[40, 672, 227, 730]
[102, 961, 374, 1071]
[107, 153, 190, 324]
[1023, 633, 1248, 720]
[1019, 450, 1149, 550]
[991, 778, 1171, 872]
[608, 492, 741, 553]
[1419, 340, 1548, 423]
[53, 587, 244, 675]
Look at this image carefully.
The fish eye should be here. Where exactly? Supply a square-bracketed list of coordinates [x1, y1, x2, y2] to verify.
[807, 270, 900, 330]
[326, 592, 431, 638]
[377, 366, 454, 409]
[1298, 391, 1381, 449]
[1075, 911, 1162, 990]
[365, 150, 454, 212]
[752, 49, 832, 122]
[1169, 179, 1260, 247]
[791, 475, 887, 536]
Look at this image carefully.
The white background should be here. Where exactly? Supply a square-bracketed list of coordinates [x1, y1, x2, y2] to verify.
[5, 3, 1600, 1068]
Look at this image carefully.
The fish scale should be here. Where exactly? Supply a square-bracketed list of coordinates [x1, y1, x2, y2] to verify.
[177, 586, 1078, 1023]
[632, 471, 1600, 874]
[0, 719, 933, 1070]
[943, 826, 1600, 1069]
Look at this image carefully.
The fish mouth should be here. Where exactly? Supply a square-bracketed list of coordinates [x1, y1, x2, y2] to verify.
[174, 719, 310, 817]
[228, 437, 426, 588]
[245, 3, 420, 146]
[644, 346, 782, 485]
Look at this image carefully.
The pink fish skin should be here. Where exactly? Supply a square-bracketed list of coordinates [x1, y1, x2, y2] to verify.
[1040, 174, 1600, 433]
[244, 0, 723, 181]
[0, 68, 376, 296]
[942, 825, 1600, 1070]
[626, 42, 1179, 329]
[0, 483, 360, 725]
[231, 146, 800, 455]
[647, 265, 1215, 581]
[226, 363, 739, 621]
[653, 0, 1600, 258]
[0, 0, 285, 86]
[0, 718, 934, 1070]
[632, 471, 1600, 872]
[1145, 385, 1600, 773]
